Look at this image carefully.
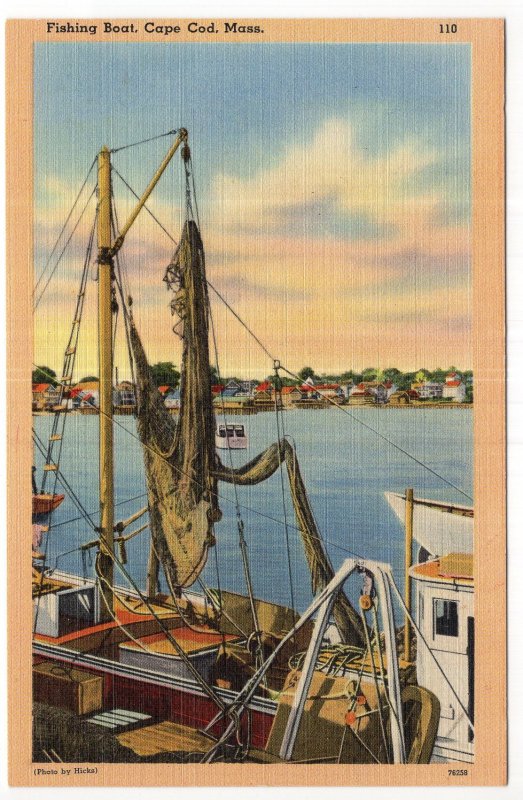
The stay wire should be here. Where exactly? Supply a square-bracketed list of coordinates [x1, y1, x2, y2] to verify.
[34, 185, 98, 310]
[32, 365, 369, 566]
[208, 298, 263, 660]
[40, 210, 97, 495]
[34, 157, 97, 295]
[32, 430, 97, 531]
[112, 166, 178, 246]
[279, 367, 473, 503]
[110, 129, 179, 153]
[46, 492, 148, 531]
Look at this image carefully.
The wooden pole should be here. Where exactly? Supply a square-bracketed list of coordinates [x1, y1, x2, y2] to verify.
[97, 145, 115, 621]
[404, 487, 414, 663]
[94, 131, 187, 613]
[146, 540, 159, 598]
[111, 128, 187, 255]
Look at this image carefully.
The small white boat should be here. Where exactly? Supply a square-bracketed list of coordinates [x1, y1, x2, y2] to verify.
[385, 491, 473, 558]
[215, 423, 248, 449]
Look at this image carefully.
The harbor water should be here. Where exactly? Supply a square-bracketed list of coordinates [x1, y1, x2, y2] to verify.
[34, 407, 473, 615]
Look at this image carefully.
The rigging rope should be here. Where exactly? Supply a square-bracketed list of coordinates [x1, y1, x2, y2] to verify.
[34, 186, 98, 310]
[34, 157, 97, 296]
[110, 129, 179, 153]
[208, 280, 263, 660]
[279, 365, 474, 503]
[33, 367, 368, 564]
[91, 536, 228, 714]
[32, 431, 97, 531]
[112, 166, 178, 245]
[45, 492, 148, 531]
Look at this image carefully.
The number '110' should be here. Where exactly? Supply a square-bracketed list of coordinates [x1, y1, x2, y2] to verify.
[440, 23, 457, 33]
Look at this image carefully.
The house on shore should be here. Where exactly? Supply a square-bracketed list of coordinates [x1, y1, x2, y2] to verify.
[389, 389, 421, 405]
[442, 373, 467, 402]
[32, 383, 62, 411]
[315, 383, 345, 404]
[280, 386, 303, 406]
[349, 381, 396, 405]
[70, 381, 100, 408]
[116, 381, 136, 407]
[411, 381, 444, 400]
[164, 388, 181, 409]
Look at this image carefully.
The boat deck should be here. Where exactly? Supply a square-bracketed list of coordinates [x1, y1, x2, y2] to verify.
[34, 593, 184, 651]
[410, 552, 473, 585]
[117, 720, 214, 757]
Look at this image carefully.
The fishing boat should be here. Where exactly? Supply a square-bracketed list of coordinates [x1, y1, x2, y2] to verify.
[215, 423, 248, 450]
[32, 129, 473, 765]
[385, 491, 473, 559]
[32, 493, 65, 517]
[32, 467, 64, 518]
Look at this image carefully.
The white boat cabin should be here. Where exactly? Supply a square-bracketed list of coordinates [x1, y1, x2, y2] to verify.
[410, 552, 474, 764]
[215, 423, 248, 449]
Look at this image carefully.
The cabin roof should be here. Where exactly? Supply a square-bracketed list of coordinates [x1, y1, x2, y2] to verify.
[410, 552, 473, 585]
[445, 380, 462, 387]
[33, 383, 50, 393]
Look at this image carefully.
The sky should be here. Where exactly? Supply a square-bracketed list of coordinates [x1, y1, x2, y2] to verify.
[33, 42, 471, 379]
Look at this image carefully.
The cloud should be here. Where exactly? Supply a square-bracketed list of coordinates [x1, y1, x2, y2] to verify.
[207, 118, 442, 236]
[34, 117, 471, 375]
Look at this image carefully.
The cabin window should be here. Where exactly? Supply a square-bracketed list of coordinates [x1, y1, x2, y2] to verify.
[433, 598, 458, 637]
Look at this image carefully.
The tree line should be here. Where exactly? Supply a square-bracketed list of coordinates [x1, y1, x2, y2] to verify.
[33, 363, 473, 395]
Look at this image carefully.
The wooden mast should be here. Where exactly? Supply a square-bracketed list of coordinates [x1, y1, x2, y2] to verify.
[97, 145, 115, 620]
[95, 131, 188, 618]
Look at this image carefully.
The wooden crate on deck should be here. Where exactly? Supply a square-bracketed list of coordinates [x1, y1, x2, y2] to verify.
[33, 660, 103, 716]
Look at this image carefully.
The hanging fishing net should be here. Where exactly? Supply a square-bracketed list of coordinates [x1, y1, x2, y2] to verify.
[129, 219, 363, 646]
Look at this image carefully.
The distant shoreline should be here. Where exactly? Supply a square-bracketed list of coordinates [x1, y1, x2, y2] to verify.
[32, 403, 473, 417]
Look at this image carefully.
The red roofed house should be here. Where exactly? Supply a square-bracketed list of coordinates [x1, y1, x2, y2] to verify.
[253, 381, 273, 408]
[350, 381, 395, 405]
[32, 383, 62, 411]
[72, 381, 100, 409]
[349, 383, 376, 405]
[442, 373, 466, 402]
[280, 386, 303, 406]
[315, 383, 345, 404]
[32, 383, 50, 411]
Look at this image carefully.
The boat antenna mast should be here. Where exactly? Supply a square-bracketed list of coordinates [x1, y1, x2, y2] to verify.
[96, 129, 188, 620]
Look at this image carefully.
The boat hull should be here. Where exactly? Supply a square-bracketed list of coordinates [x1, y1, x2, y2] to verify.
[385, 492, 473, 557]
[33, 641, 276, 752]
[32, 493, 65, 517]
[215, 438, 248, 449]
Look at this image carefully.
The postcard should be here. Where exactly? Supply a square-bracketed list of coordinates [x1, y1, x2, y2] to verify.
[6, 17, 505, 787]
